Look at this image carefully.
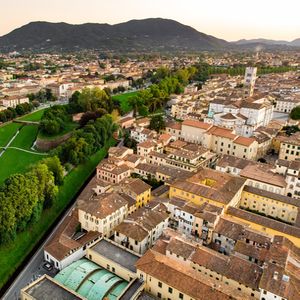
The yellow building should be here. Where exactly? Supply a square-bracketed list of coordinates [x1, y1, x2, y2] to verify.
[240, 186, 299, 224]
[118, 177, 152, 208]
[169, 167, 246, 209]
[227, 206, 300, 247]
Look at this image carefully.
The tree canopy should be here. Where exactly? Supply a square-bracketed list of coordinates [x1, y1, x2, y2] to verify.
[290, 106, 300, 120]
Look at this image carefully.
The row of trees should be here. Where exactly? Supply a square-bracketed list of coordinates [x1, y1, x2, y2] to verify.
[0, 156, 63, 244]
[191, 63, 297, 82]
[54, 114, 117, 166]
[127, 67, 196, 117]
[0, 102, 35, 123]
[27, 88, 57, 103]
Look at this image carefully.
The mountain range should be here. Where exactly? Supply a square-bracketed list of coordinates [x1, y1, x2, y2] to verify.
[0, 18, 299, 52]
[234, 38, 300, 47]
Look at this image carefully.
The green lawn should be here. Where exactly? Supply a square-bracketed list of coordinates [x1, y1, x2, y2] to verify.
[112, 91, 138, 114]
[17, 108, 46, 122]
[0, 123, 22, 147]
[0, 138, 116, 291]
[0, 125, 45, 185]
[0, 150, 44, 185]
[10, 125, 39, 150]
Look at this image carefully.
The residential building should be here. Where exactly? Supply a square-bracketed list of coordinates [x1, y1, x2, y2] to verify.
[114, 204, 169, 254]
[78, 192, 131, 237]
[169, 167, 246, 209]
[116, 177, 152, 208]
[240, 164, 287, 195]
[276, 159, 300, 198]
[96, 158, 131, 184]
[240, 186, 299, 224]
[44, 209, 100, 270]
[0, 95, 29, 108]
[279, 132, 300, 161]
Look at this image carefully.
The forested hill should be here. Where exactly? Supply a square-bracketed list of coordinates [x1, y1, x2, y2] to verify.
[0, 18, 230, 52]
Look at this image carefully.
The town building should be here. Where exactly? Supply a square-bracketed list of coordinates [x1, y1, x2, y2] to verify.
[114, 204, 169, 255]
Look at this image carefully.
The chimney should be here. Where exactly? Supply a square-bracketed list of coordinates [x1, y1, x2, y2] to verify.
[273, 271, 279, 280]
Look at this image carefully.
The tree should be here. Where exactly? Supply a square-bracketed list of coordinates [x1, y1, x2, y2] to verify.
[40, 119, 62, 135]
[290, 106, 300, 120]
[39, 105, 69, 136]
[0, 191, 16, 243]
[2, 174, 39, 231]
[15, 104, 25, 116]
[78, 87, 113, 113]
[42, 156, 64, 185]
[79, 108, 107, 127]
[68, 91, 82, 113]
[149, 115, 165, 133]
[138, 105, 149, 117]
[128, 95, 144, 117]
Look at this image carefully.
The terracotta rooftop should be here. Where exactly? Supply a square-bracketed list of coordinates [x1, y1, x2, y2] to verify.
[136, 249, 249, 300]
[182, 119, 212, 130]
[240, 164, 287, 188]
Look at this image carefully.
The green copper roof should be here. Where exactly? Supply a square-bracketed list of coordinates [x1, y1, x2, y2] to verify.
[54, 258, 128, 300]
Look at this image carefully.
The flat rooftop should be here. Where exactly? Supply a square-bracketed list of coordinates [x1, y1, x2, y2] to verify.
[91, 239, 140, 273]
[24, 276, 82, 300]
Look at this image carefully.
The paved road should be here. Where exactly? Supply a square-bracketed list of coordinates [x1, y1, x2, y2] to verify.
[2, 201, 78, 300]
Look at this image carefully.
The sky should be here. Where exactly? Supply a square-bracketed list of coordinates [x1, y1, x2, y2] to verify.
[1, 0, 300, 41]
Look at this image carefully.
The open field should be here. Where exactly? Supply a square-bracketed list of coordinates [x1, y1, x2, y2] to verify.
[17, 108, 46, 122]
[0, 123, 22, 147]
[112, 91, 138, 114]
[0, 139, 116, 291]
[0, 125, 45, 184]
[0, 149, 45, 184]
[10, 125, 39, 150]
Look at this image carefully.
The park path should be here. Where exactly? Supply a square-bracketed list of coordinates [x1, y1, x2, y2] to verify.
[3, 147, 48, 156]
[0, 127, 48, 157]
[0, 129, 20, 158]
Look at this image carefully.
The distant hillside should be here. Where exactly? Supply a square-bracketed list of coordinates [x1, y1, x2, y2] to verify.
[291, 38, 300, 46]
[0, 18, 230, 52]
[234, 38, 289, 45]
[234, 38, 300, 48]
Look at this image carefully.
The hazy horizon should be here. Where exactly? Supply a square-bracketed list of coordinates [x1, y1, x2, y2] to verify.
[1, 0, 300, 41]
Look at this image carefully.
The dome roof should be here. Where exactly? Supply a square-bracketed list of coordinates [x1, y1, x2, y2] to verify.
[55, 258, 128, 300]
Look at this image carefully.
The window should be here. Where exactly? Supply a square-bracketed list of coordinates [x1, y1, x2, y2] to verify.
[158, 282, 162, 288]
[168, 287, 173, 294]
[157, 292, 162, 298]
[179, 293, 184, 299]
